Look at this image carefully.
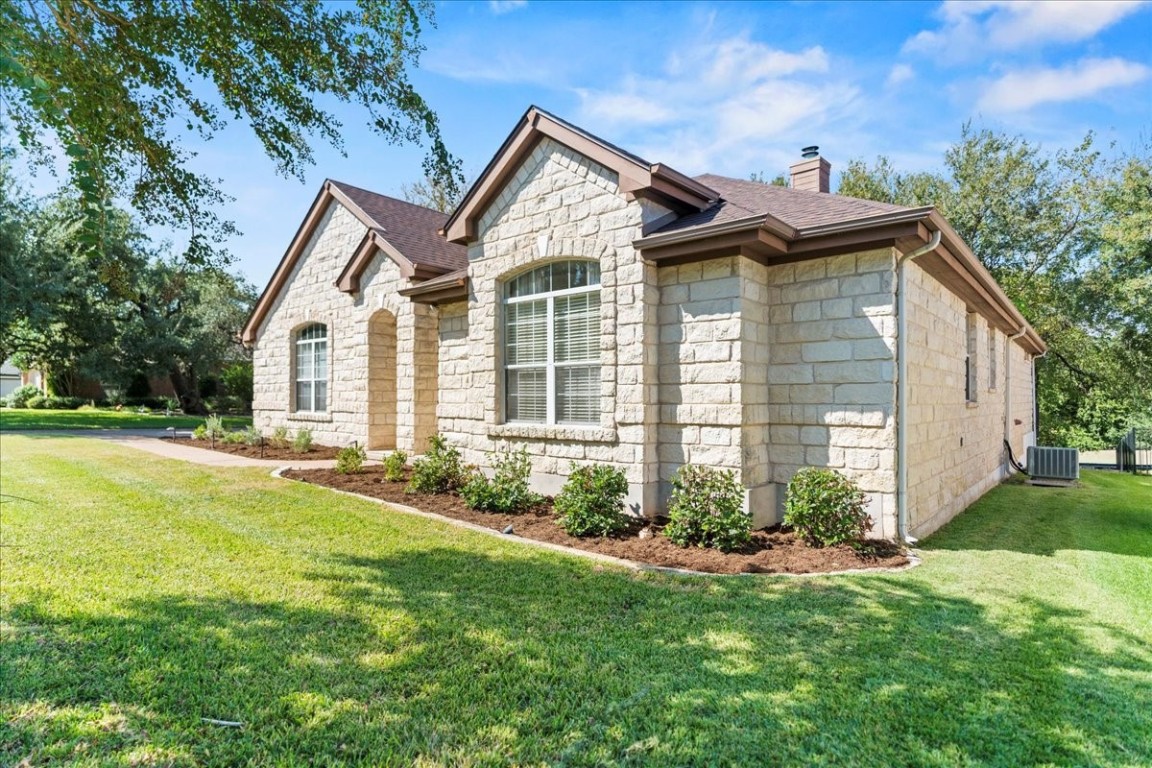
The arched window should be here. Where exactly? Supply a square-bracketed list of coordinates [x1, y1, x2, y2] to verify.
[295, 323, 328, 412]
[504, 261, 600, 424]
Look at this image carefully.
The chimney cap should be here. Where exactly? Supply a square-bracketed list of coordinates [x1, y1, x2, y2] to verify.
[801, 145, 820, 159]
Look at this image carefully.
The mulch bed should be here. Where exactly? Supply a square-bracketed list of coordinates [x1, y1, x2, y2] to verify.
[170, 436, 344, 460]
[280, 465, 909, 575]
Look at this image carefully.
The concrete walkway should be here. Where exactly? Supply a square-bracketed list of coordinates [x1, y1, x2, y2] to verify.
[4, 428, 340, 468]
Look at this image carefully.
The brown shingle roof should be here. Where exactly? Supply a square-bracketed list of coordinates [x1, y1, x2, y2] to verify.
[329, 180, 466, 272]
[653, 174, 911, 235]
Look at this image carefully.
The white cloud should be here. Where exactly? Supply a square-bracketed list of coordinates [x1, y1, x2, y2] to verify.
[904, 0, 1147, 59]
[488, 0, 527, 15]
[977, 57, 1150, 112]
[574, 34, 856, 174]
[886, 64, 915, 88]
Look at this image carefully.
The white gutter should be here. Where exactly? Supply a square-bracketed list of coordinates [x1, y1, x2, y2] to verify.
[896, 229, 942, 544]
[1005, 326, 1028, 471]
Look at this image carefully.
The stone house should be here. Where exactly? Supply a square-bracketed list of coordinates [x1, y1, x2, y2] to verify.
[243, 107, 1044, 541]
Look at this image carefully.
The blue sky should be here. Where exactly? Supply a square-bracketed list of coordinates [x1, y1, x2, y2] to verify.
[26, 1, 1152, 287]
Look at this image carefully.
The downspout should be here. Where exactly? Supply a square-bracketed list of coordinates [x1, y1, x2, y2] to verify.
[896, 229, 942, 544]
[1004, 327, 1028, 473]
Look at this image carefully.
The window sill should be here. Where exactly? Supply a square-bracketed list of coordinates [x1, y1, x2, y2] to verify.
[287, 411, 333, 423]
[966, 401, 979, 409]
[489, 423, 617, 443]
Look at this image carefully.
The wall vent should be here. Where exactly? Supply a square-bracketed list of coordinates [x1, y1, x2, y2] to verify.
[1027, 446, 1080, 482]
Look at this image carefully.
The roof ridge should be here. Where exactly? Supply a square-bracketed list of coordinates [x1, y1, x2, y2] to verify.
[328, 179, 449, 218]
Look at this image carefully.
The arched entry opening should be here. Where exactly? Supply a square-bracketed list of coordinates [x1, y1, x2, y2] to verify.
[367, 309, 397, 450]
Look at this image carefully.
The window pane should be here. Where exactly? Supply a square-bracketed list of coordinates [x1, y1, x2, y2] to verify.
[506, 299, 547, 365]
[315, 382, 327, 412]
[507, 368, 546, 422]
[296, 382, 312, 411]
[296, 344, 313, 379]
[555, 292, 600, 363]
[557, 365, 599, 424]
[314, 340, 327, 378]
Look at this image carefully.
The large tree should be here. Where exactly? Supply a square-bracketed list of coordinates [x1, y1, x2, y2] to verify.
[840, 128, 1152, 448]
[1, 0, 461, 264]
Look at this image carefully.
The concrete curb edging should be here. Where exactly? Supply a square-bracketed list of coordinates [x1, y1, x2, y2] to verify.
[271, 468, 923, 578]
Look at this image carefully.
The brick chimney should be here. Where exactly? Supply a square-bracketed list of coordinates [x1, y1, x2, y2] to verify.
[790, 146, 830, 193]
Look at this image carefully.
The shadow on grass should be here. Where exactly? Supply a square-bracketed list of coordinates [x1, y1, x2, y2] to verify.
[4, 547, 1150, 766]
[921, 470, 1152, 558]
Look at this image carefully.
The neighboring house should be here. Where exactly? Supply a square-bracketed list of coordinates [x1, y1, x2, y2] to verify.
[0, 359, 23, 399]
[243, 107, 1044, 540]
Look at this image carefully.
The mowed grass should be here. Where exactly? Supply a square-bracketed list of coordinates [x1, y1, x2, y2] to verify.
[0, 408, 251, 431]
[1, 435, 1149, 767]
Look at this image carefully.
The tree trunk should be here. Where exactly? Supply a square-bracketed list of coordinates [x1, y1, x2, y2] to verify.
[170, 368, 208, 415]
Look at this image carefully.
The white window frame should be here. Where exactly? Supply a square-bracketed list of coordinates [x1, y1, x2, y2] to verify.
[965, 312, 978, 404]
[294, 323, 328, 413]
[988, 327, 998, 391]
[504, 262, 600, 425]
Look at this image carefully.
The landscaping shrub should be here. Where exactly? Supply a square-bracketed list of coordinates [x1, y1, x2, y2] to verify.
[555, 463, 630, 537]
[382, 450, 408, 482]
[47, 396, 85, 410]
[663, 465, 750, 552]
[203, 414, 226, 440]
[25, 395, 47, 410]
[221, 429, 247, 444]
[406, 434, 467, 494]
[784, 467, 872, 548]
[6, 385, 40, 408]
[192, 425, 207, 440]
[460, 446, 542, 513]
[269, 426, 290, 449]
[292, 428, 313, 454]
[241, 426, 263, 446]
[220, 361, 254, 410]
[335, 443, 366, 474]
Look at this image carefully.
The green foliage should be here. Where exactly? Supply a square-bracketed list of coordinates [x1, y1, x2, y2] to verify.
[1, 0, 461, 266]
[220, 362, 254, 410]
[221, 430, 247, 445]
[202, 414, 226, 440]
[6, 384, 40, 408]
[554, 463, 631, 538]
[25, 395, 46, 410]
[840, 129, 1152, 447]
[240, 426, 263, 446]
[269, 426, 290, 450]
[784, 468, 872, 548]
[191, 425, 207, 440]
[335, 443, 367, 475]
[663, 465, 750, 552]
[292, 428, 313, 454]
[382, 450, 408, 482]
[460, 447, 542, 514]
[406, 435, 467, 495]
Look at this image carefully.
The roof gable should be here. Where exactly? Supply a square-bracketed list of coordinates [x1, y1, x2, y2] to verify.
[443, 106, 718, 244]
[241, 180, 465, 345]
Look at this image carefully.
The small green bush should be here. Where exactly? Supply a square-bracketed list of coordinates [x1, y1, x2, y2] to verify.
[784, 467, 872, 548]
[382, 450, 408, 482]
[221, 430, 247, 444]
[663, 465, 750, 552]
[335, 443, 367, 474]
[292, 428, 313, 454]
[6, 384, 41, 408]
[406, 434, 467, 494]
[192, 424, 207, 440]
[241, 426, 263, 446]
[461, 447, 542, 513]
[555, 463, 631, 537]
[25, 395, 47, 409]
[203, 414, 226, 440]
[269, 426, 290, 449]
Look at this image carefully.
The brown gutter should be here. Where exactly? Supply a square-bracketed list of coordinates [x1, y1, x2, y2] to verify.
[633, 206, 1045, 356]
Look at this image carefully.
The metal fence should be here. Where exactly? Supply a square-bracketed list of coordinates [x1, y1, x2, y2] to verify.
[1117, 427, 1152, 474]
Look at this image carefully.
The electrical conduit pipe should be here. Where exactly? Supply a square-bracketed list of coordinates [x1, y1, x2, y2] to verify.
[896, 229, 941, 544]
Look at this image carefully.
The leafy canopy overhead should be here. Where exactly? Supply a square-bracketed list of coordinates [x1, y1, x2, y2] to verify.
[0, 0, 461, 264]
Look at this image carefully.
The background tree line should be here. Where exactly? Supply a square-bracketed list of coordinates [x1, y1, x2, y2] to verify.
[837, 126, 1151, 449]
[1, 156, 256, 415]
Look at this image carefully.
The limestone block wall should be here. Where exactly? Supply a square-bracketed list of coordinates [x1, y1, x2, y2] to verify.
[764, 249, 899, 537]
[252, 200, 436, 452]
[904, 260, 1033, 537]
[435, 137, 671, 511]
[655, 255, 775, 525]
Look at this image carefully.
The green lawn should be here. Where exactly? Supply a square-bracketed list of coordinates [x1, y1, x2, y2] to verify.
[2, 435, 1149, 767]
[0, 407, 251, 431]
